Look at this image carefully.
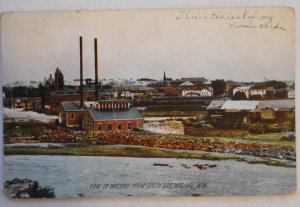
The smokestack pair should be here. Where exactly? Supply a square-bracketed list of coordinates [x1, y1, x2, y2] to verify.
[79, 36, 99, 108]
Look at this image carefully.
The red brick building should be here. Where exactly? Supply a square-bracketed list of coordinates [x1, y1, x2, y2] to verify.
[58, 100, 144, 132]
[82, 108, 144, 133]
[49, 89, 98, 115]
[49, 93, 81, 115]
[58, 102, 85, 127]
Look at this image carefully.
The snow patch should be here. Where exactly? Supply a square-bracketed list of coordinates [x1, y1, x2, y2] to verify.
[144, 120, 184, 135]
[3, 108, 57, 123]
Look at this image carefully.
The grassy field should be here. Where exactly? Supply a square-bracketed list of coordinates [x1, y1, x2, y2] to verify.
[4, 145, 295, 168]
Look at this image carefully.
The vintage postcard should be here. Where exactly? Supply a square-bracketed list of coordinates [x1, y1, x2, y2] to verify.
[1, 8, 296, 198]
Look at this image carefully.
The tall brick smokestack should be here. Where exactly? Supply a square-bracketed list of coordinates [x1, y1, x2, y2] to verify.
[80, 36, 84, 108]
[94, 38, 99, 101]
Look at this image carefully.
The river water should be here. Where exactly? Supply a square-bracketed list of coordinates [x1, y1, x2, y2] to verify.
[4, 155, 296, 198]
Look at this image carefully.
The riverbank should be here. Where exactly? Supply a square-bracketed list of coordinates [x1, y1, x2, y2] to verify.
[4, 119, 296, 167]
[4, 145, 295, 168]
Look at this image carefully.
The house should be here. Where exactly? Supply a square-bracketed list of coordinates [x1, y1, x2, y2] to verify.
[199, 88, 213, 97]
[182, 88, 213, 97]
[258, 100, 295, 123]
[206, 99, 295, 124]
[58, 100, 144, 132]
[206, 100, 227, 118]
[249, 85, 267, 98]
[233, 86, 251, 98]
[207, 100, 260, 123]
[220, 100, 260, 123]
[288, 89, 295, 99]
[58, 101, 85, 127]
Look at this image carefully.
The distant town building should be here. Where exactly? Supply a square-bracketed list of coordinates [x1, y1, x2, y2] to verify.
[163, 70, 172, 86]
[258, 100, 295, 123]
[233, 86, 251, 98]
[10, 97, 42, 111]
[41, 67, 65, 91]
[249, 85, 267, 98]
[41, 74, 55, 87]
[182, 88, 213, 97]
[54, 67, 64, 90]
[165, 80, 213, 97]
[121, 91, 134, 99]
[114, 86, 155, 99]
[207, 99, 295, 124]
[288, 89, 295, 99]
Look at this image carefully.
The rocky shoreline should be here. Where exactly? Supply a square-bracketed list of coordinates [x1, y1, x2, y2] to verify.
[4, 178, 55, 198]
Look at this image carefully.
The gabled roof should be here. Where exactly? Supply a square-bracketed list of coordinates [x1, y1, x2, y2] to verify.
[221, 100, 259, 110]
[207, 100, 227, 110]
[207, 99, 295, 112]
[258, 100, 295, 109]
[60, 101, 85, 111]
[200, 88, 213, 92]
[86, 107, 144, 121]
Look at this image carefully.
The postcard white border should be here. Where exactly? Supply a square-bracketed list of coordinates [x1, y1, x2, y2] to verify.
[0, 1, 299, 207]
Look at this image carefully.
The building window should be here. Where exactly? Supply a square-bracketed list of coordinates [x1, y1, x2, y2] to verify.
[118, 123, 122, 130]
[127, 123, 132, 130]
[98, 124, 102, 132]
[107, 124, 112, 132]
[71, 113, 75, 120]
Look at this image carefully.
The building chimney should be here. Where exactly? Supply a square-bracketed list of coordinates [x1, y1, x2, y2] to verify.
[94, 38, 99, 101]
[80, 36, 84, 108]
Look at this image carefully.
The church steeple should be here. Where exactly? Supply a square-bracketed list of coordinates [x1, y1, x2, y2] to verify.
[55, 67, 60, 74]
